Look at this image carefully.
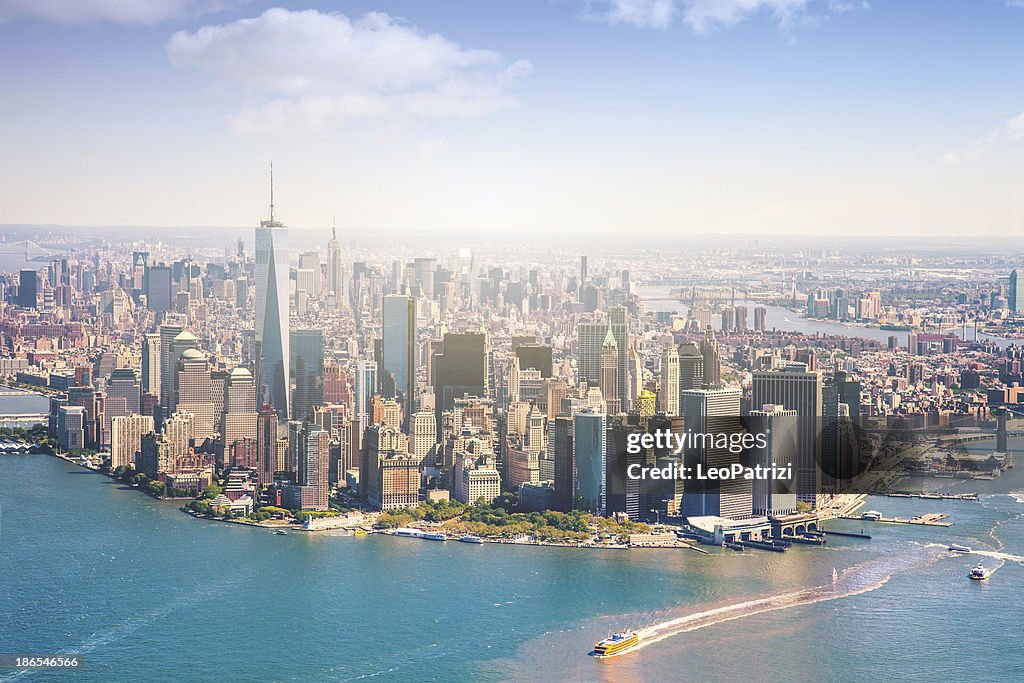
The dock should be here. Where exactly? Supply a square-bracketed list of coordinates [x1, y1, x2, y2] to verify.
[823, 529, 872, 539]
[878, 492, 978, 501]
[842, 512, 953, 527]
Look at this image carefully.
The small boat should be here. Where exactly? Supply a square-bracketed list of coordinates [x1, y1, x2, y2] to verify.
[273, 529, 288, 536]
[458, 535, 484, 544]
[969, 563, 992, 580]
[592, 630, 640, 658]
[421, 533, 446, 541]
[353, 529, 368, 537]
[948, 544, 971, 553]
[832, 567, 838, 581]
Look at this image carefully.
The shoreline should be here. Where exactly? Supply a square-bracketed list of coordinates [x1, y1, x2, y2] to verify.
[43, 452, 941, 556]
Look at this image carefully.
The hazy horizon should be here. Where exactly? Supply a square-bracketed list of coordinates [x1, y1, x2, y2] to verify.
[2, 1, 1024, 235]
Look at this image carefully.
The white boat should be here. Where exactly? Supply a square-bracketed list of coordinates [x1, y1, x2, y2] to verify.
[969, 563, 992, 580]
[832, 567, 838, 581]
[393, 527, 424, 538]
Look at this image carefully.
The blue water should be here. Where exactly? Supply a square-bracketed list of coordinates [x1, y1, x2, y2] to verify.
[1, 454, 1022, 682]
[0, 390, 49, 415]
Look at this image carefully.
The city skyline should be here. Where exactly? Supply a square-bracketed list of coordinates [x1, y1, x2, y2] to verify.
[2, 1, 1024, 235]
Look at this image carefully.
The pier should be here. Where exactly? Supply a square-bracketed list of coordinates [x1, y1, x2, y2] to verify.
[878, 491, 978, 501]
[823, 530, 872, 539]
[843, 512, 953, 527]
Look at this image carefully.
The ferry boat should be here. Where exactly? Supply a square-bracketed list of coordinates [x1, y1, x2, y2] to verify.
[948, 544, 971, 553]
[421, 533, 446, 541]
[969, 563, 992, 580]
[458, 535, 484, 544]
[592, 630, 640, 658]
[353, 529, 368, 537]
[393, 528, 424, 538]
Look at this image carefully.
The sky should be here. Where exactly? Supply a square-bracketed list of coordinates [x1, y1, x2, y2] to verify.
[1, 0, 1024, 237]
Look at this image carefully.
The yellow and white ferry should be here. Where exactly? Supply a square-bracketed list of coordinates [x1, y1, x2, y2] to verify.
[592, 630, 640, 658]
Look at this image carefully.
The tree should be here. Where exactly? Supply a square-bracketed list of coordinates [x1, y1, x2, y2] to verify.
[201, 484, 222, 500]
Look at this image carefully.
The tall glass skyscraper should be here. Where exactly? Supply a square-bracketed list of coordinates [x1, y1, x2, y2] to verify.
[290, 328, 324, 422]
[381, 294, 415, 423]
[255, 189, 290, 420]
[573, 409, 606, 515]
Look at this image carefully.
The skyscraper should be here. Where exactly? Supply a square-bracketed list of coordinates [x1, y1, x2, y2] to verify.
[699, 326, 721, 389]
[164, 329, 198, 414]
[433, 332, 488, 431]
[174, 348, 215, 440]
[681, 388, 748, 519]
[677, 342, 704, 394]
[327, 221, 342, 309]
[1010, 269, 1023, 315]
[17, 269, 38, 309]
[660, 346, 680, 416]
[290, 328, 325, 422]
[573, 409, 606, 515]
[608, 307, 629, 404]
[141, 332, 160, 399]
[576, 322, 607, 388]
[222, 368, 258, 469]
[353, 359, 378, 449]
[110, 414, 154, 470]
[104, 368, 141, 445]
[255, 170, 290, 420]
[145, 265, 172, 313]
[381, 294, 416, 425]
[257, 404, 279, 485]
[753, 306, 767, 333]
[599, 328, 620, 413]
[752, 362, 822, 507]
[747, 405, 798, 517]
[297, 423, 330, 511]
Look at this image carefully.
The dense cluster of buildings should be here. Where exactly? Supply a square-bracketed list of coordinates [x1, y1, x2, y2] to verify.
[3, 201, 1022, 527]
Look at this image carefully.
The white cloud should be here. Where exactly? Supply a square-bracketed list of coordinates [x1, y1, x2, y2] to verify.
[942, 109, 1024, 164]
[594, 0, 864, 32]
[604, 0, 676, 29]
[0, 0, 231, 25]
[167, 8, 531, 135]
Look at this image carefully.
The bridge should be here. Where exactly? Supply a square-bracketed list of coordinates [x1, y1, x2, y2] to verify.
[0, 413, 48, 423]
[0, 239, 58, 262]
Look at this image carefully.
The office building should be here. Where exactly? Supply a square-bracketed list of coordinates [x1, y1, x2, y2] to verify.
[659, 346, 679, 416]
[573, 409, 606, 514]
[433, 332, 488, 430]
[381, 294, 416, 426]
[681, 388, 748, 519]
[110, 414, 154, 470]
[747, 406, 798, 517]
[699, 327, 721, 389]
[290, 328, 325, 422]
[752, 363, 823, 506]
[17, 269, 38, 308]
[255, 186, 290, 420]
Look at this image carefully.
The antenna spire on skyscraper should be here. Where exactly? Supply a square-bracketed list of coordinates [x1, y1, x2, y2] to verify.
[269, 161, 275, 223]
[332, 213, 336, 240]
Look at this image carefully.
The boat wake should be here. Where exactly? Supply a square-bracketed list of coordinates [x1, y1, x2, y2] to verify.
[969, 549, 1024, 563]
[631, 546, 942, 652]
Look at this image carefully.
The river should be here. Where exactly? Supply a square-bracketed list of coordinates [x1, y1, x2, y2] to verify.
[1, 454, 1022, 682]
[636, 285, 1016, 349]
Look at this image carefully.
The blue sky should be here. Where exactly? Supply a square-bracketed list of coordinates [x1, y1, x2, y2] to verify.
[2, 0, 1023, 236]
